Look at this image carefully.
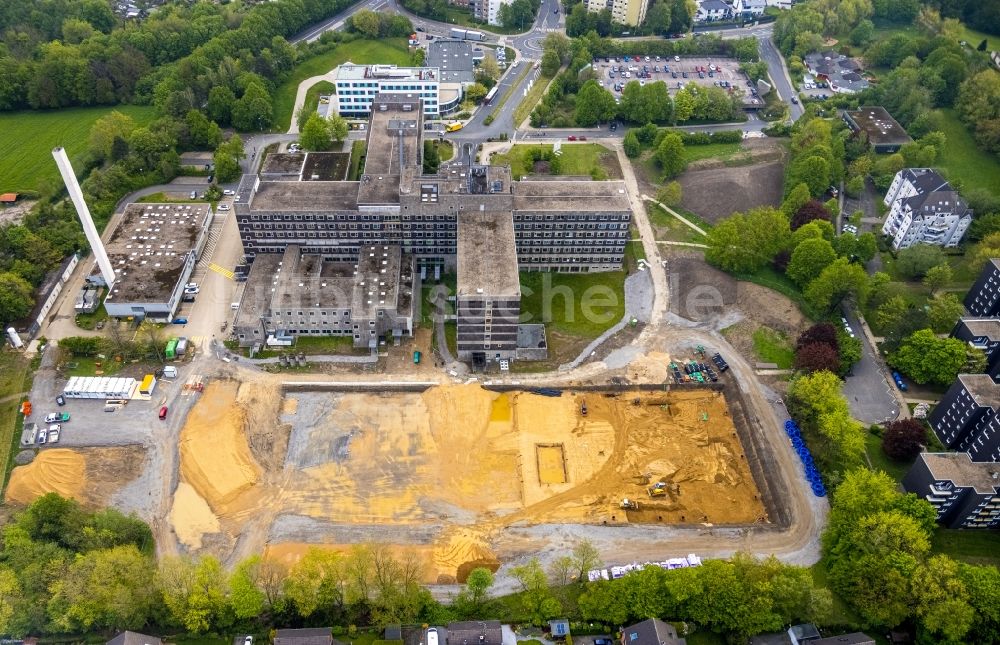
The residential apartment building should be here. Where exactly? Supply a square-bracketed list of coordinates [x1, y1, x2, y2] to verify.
[881, 168, 972, 250]
[585, 0, 647, 27]
[965, 258, 1000, 317]
[803, 50, 869, 94]
[621, 619, 686, 645]
[472, 0, 513, 25]
[952, 318, 1000, 380]
[232, 94, 631, 363]
[929, 373, 1000, 462]
[732, 0, 766, 18]
[903, 452, 1000, 529]
[695, 0, 733, 22]
[333, 64, 442, 117]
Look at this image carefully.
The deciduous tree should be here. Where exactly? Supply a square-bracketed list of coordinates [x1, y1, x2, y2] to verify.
[927, 292, 963, 333]
[0, 272, 34, 325]
[795, 343, 840, 374]
[509, 558, 561, 625]
[787, 237, 836, 286]
[804, 258, 869, 311]
[892, 328, 969, 386]
[655, 132, 687, 178]
[881, 418, 927, 461]
[300, 112, 332, 151]
[706, 207, 790, 274]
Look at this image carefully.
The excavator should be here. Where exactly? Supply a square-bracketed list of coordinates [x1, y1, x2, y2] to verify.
[648, 481, 679, 498]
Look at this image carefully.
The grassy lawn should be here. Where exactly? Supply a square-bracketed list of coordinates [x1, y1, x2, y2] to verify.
[74, 301, 108, 331]
[491, 143, 621, 179]
[647, 202, 707, 244]
[933, 108, 1000, 194]
[272, 39, 410, 131]
[863, 432, 913, 482]
[433, 5, 524, 33]
[136, 192, 210, 204]
[751, 326, 795, 368]
[65, 356, 123, 377]
[434, 140, 454, 162]
[348, 140, 367, 181]
[0, 105, 157, 193]
[519, 270, 626, 338]
[301, 80, 336, 127]
[931, 528, 1000, 567]
[292, 335, 361, 354]
[683, 142, 743, 163]
[0, 350, 32, 493]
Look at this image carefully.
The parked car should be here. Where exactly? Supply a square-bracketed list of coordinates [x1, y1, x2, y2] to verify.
[48, 426, 60, 443]
[568, 135, 577, 141]
[223, 189, 235, 196]
[674, 55, 680, 61]
[159, 406, 169, 420]
[56, 395, 65, 406]
[609, 122, 618, 131]
[579, 136, 588, 141]
[218, 203, 231, 211]
[184, 286, 200, 294]
[171, 317, 188, 325]
[44, 413, 70, 423]
[38, 429, 46, 445]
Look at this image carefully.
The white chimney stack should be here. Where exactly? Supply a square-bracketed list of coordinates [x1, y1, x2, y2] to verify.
[52, 147, 116, 287]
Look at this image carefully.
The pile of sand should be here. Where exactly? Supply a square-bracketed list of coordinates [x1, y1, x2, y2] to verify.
[433, 528, 499, 583]
[5, 449, 86, 504]
[179, 381, 261, 515]
[626, 351, 672, 383]
[170, 482, 221, 549]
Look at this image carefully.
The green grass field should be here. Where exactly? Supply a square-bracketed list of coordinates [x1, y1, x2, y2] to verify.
[519, 270, 626, 338]
[933, 108, 1000, 194]
[273, 39, 410, 131]
[751, 326, 795, 368]
[491, 143, 621, 179]
[0, 105, 157, 193]
[513, 69, 553, 127]
[931, 528, 1000, 567]
[683, 142, 743, 163]
[863, 432, 913, 482]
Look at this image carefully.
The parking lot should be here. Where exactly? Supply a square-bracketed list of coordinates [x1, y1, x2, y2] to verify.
[591, 55, 761, 108]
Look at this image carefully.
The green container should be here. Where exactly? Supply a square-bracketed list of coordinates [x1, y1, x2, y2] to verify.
[413, 350, 422, 364]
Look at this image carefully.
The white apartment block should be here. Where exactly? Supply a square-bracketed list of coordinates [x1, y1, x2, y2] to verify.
[333, 64, 442, 117]
[585, 0, 647, 27]
[733, 0, 766, 17]
[882, 168, 972, 250]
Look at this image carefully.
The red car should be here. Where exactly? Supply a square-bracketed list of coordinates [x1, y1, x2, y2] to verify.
[159, 406, 168, 420]
[568, 135, 577, 141]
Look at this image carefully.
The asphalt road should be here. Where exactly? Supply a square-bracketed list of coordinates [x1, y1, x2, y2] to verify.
[840, 307, 899, 424]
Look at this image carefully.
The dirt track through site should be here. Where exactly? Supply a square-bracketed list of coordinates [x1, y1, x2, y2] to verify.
[165, 381, 765, 581]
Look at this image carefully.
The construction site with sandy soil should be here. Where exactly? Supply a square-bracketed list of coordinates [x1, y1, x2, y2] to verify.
[155, 375, 778, 583]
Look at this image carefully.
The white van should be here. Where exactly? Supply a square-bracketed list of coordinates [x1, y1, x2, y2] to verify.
[427, 628, 439, 645]
[231, 302, 240, 310]
[163, 366, 178, 379]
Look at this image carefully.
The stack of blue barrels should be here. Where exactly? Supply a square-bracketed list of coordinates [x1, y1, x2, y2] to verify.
[783, 420, 827, 497]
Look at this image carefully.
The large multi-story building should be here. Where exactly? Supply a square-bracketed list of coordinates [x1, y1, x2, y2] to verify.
[233, 94, 631, 362]
[903, 452, 1000, 529]
[965, 258, 1000, 317]
[471, 0, 514, 25]
[881, 168, 972, 250]
[585, 0, 647, 27]
[929, 373, 1000, 462]
[952, 318, 1000, 380]
[332, 64, 448, 117]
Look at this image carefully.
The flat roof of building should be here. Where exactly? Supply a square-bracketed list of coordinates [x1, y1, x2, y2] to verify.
[351, 244, 406, 315]
[104, 203, 209, 304]
[334, 63, 440, 82]
[958, 317, 1000, 340]
[920, 452, 1000, 494]
[358, 96, 424, 204]
[426, 39, 477, 84]
[236, 253, 282, 329]
[846, 107, 912, 146]
[261, 152, 306, 175]
[251, 181, 359, 211]
[272, 245, 355, 310]
[457, 211, 520, 298]
[513, 180, 631, 211]
[957, 373, 1000, 407]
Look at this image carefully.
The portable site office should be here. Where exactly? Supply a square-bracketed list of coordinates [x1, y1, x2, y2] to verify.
[62, 376, 138, 399]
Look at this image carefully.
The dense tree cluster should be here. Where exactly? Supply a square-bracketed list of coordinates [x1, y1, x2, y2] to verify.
[566, 0, 694, 37]
[786, 370, 867, 475]
[891, 328, 981, 386]
[499, 0, 541, 30]
[823, 470, 1000, 641]
[578, 554, 831, 639]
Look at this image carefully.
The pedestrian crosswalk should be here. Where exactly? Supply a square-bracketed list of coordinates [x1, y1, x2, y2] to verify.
[209, 263, 234, 279]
